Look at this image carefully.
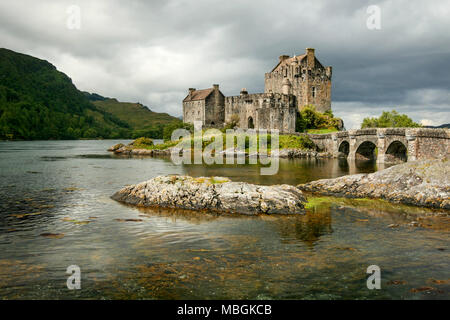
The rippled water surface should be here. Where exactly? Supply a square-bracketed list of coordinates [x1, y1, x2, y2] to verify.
[0, 140, 448, 299]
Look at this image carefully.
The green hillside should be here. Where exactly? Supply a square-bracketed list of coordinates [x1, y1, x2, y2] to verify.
[89, 96, 179, 138]
[0, 48, 178, 140]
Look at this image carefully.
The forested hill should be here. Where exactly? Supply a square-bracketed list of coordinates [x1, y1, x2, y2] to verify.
[86, 94, 178, 138]
[0, 48, 178, 140]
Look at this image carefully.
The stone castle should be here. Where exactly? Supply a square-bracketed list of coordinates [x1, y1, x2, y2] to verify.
[182, 48, 332, 133]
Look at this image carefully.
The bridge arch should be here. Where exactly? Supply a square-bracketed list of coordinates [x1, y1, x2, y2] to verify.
[355, 141, 377, 160]
[338, 140, 350, 158]
[385, 140, 407, 163]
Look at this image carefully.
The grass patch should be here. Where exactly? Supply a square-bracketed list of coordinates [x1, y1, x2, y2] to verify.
[279, 134, 315, 149]
[130, 132, 316, 152]
[133, 139, 179, 150]
[307, 128, 339, 134]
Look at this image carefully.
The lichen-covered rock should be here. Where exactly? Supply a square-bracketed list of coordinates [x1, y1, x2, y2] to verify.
[112, 175, 306, 215]
[298, 159, 450, 209]
[107, 143, 125, 152]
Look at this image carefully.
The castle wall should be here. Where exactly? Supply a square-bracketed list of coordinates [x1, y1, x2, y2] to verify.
[225, 93, 296, 133]
[183, 100, 205, 124]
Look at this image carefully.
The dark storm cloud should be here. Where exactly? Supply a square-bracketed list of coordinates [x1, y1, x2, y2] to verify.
[0, 0, 449, 128]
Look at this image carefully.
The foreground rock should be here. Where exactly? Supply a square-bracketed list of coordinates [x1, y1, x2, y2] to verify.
[112, 175, 306, 215]
[298, 159, 450, 209]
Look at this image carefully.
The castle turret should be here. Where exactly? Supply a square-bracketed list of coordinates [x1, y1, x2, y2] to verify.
[282, 78, 292, 95]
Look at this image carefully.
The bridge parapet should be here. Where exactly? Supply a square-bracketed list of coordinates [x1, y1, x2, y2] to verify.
[307, 128, 449, 162]
[404, 128, 449, 161]
[382, 128, 407, 135]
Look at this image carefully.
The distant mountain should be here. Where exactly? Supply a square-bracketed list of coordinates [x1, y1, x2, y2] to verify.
[424, 123, 450, 129]
[82, 91, 109, 102]
[86, 94, 179, 138]
[0, 48, 178, 140]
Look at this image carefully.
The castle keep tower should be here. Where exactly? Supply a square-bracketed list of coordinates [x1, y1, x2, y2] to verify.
[264, 48, 332, 113]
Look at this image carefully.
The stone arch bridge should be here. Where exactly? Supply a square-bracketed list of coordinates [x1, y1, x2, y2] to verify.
[308, 128, 450, 163]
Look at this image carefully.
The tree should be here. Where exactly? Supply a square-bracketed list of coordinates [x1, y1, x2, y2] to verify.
[295, 105, 342, 132]
[361, 110, 421, 128]
[163, 121, 194, 141]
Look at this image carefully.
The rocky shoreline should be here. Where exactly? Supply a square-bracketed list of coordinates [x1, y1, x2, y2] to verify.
[108, 142, 331, 158]
[111, 175, 307, 215]
[297, 159, 450, 209]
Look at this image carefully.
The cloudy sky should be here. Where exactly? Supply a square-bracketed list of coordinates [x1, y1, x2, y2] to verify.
[1, 0, 449, 128]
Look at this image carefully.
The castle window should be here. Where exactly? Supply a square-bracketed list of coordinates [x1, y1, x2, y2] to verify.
[312, 86, 316, 98]
[283, 68, 287, 77]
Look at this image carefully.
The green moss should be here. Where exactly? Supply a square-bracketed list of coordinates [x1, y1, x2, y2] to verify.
[193, 177, 207, 184]
[304, 197, 335, 209]
[192, 177, 230, 184]
[210, 177, 230, 184]
[303, 194, 438, 215]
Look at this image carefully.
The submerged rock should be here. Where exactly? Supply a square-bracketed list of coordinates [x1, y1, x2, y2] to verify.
[298, 158, 450, 209]
[275, 148, 331, 159]
[112, 175, 306, 215]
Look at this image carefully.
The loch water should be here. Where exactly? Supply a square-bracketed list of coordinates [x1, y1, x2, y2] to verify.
[0, 140, 448, 299]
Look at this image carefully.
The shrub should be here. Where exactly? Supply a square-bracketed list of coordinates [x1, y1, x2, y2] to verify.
[296, 105, 343, 133]
[133, 137, 153, 147]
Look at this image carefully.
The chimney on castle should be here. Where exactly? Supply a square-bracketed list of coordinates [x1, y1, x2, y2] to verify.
[306, 48, 315, 69]
[213, 84, 219, 91]
[188, 88, 195, 98]
[279, 55, 290, 63]
[326, 66, 332, 79]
